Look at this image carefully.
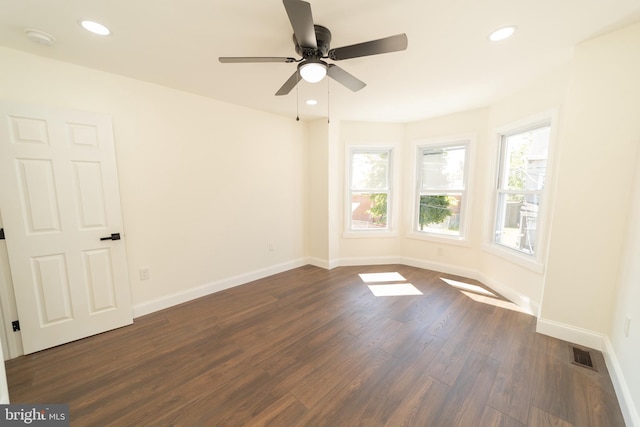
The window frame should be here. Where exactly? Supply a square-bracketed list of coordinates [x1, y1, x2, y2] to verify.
[485, 111, 558, 272]
[344, 146, 396, 237]
[407, 136, 473, 245]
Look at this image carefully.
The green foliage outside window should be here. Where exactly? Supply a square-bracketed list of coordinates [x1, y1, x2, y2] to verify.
[368, 193, 388, 225]
[366, 194, 452, 229]
[419, 195, 452, 230]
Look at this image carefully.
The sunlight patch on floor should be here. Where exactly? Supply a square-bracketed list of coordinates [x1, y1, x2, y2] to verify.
[359, 272, 406, 283]
[368, 283, 423, 297]
[440, 277, 529, 313]
[441, 278, 496, 297]
[460, 291, 528, 313]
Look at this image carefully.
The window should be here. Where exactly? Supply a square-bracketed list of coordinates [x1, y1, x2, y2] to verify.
[415, 142, 469, 237]
[348, 149, 392, 231]
[494, 124, 551, 255]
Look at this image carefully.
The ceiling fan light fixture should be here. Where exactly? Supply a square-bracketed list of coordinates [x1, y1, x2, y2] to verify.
[299, 60, 327, 83]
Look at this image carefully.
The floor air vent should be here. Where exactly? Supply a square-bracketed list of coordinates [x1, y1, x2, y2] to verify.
[571, 346, 597, 371]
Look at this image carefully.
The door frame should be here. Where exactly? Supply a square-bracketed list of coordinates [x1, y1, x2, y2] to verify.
[0, 215, 22, 360]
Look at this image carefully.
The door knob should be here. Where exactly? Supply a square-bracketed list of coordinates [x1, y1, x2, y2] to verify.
[100, 233, 121, 241]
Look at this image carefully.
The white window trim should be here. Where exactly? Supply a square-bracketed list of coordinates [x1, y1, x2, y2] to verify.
[483, 109, 559, 273]
[406, 135, 474, 244]
[343, 144, 399, 238]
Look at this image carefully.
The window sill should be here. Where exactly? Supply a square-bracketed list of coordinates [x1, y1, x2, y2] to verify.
[343, 230, 399, 239]
[406, 231, 471, 247]
[482, 242, 544, 274]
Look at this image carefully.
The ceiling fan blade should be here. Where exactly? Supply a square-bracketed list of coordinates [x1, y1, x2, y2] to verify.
[329, 33, 408, 61]
[275, 71, 301, 96]
[283, 0, 317, 49]
[327, 65, 366, 92]
[219, 57, 297, 63]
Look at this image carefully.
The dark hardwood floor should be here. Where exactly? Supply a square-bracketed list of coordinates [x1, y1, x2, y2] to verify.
[5, 265, 625, 426]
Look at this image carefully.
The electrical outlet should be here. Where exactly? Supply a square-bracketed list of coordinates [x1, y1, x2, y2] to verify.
[268, 242, 275, 252]
[436, 247, 444, 256]
[140, 267, 150, 281]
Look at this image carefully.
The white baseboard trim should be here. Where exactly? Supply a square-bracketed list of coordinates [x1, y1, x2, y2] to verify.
[400, 256, 478, 279]
[535, 317, 605, 351]
[132, 258, 308, 318]
[331, 255, 478, 279]
[331, 255, 405, 268]
[603, 336, 640, 427]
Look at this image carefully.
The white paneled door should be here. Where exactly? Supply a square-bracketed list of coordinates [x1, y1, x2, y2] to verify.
[0, 102, 132, 355]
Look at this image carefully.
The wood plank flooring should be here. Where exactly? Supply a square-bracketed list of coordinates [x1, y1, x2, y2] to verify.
[5, 265, 626, 426]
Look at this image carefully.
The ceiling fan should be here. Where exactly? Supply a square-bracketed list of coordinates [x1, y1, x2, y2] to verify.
[219, 0, 408, 96]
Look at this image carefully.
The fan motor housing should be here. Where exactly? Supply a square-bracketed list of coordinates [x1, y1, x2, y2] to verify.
[294, 25, 332, 58]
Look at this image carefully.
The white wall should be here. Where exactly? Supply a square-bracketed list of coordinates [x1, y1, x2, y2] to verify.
[541, 22, 640, 338]
[306, 119, 329, 266]
[0, 47, 307, 316]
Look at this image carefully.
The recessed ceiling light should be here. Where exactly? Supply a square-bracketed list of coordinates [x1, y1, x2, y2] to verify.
[305, 99, 318, 106]
[24, 29, 55, 46]
[489, 26, 516, 42]
[80, 20, 111, 36]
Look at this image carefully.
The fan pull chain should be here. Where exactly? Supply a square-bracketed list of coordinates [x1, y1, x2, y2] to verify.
[296, 80, 300, 121]
[327, 77, 330, 124]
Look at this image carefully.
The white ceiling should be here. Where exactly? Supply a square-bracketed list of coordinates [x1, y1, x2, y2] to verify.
[1, 0, 640, 123]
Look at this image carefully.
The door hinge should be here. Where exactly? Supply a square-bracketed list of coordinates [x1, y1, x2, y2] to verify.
[0, 228, 5, 240]
[12, 320, 20, 332]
